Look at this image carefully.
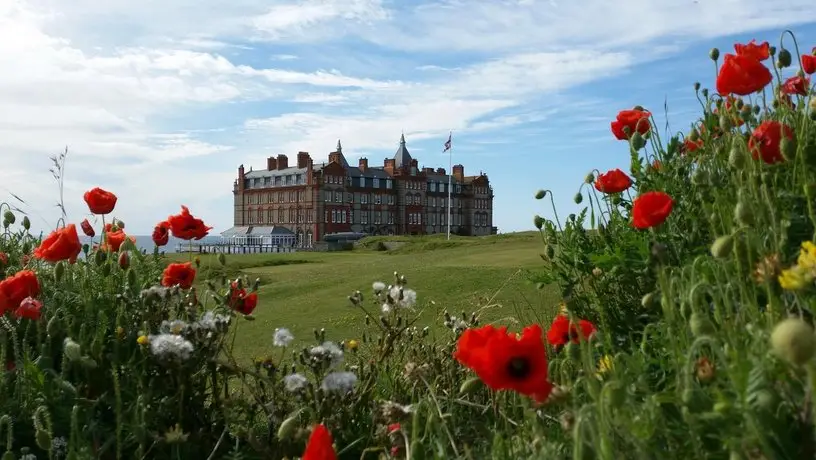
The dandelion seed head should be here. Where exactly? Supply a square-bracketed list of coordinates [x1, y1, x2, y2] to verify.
[149, 333, 194, 362]
[321, 371, 357, 393]
[284, 373, 309, 392]
[274, 328, 295, 347]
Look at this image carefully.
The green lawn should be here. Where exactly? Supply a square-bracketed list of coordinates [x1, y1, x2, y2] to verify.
[170, 232, 561, 362]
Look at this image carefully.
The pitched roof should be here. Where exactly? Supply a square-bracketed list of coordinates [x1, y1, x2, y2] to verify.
[393, 133, 413, 169]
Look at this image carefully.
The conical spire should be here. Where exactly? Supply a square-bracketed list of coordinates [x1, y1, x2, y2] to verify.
[400, 132, 405, 145]
[393, 132, 412, 168]
[336, 139, 342, 153]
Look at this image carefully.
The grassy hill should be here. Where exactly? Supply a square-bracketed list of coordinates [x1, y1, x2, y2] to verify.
[170, 231, 560, 362]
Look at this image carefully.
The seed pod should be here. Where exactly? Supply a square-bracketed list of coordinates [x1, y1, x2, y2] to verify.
[459, 376, 483, 395]
[533, 215, 545, 229]
[35, 430, 52, 451]
[709, 48, 720, 61]
[734, 201, 754, 227]
[277, 413, 301, 440]
[689, 312, 716, 337]
[777, 48, 792, 68]
[118, 251, 130, 270]
[574, 193, 583, 204]
[22, 216, 30, 230]
[710, 235, 734, 259]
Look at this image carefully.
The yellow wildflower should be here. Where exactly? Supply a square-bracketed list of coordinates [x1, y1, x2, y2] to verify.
[798, 241, 816, 269]
[558, 302, 568, 315]
[137, 335, 149, 345]
[347, 339, 359, 351]
[597, 355, 614, 375]
[779, 265, 811, 291]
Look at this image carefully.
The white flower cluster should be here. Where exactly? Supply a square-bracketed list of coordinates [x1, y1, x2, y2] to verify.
[309, 341, 344, 368]
[373, 280, 417, 314]
[273, 328, 295, 347]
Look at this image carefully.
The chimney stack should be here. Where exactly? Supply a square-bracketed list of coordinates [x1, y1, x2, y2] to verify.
[436, 168, 446, 175]
[359, 157, 368, 172]
[238, 165, 245, 191]
[276, 154, 288, 170]
[267, 156, 277, 171]
[297, 151, 310, 169]
[453, 164, 464, 181]
[384, 158, 396, 175]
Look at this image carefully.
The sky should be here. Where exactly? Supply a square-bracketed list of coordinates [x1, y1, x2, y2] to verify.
[2, 0, 816, 236]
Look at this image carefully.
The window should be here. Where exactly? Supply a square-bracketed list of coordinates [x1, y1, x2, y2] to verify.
[286, 176, 293, 185]
[361, 194, 369, 204]
[387, 213, 394, 224]
[289, 191, 295, 202]
[275, 177, 282, 186]
[374, 212, 382, 225]
[278, 209, 284, 222]
[267, 209, 274, 223]
[347, 193, 354, 203]
[373, 178, 380, 188]
[342, 210, 347, 224]
[335, 191, 342, 203]
[289, 209, 295, 222]
[455, 185, 461, 193]
[388, 195, 395, 205]
[375, 194, 382, 205]
[361, 211, 368, 224]
[331, 210, 336, 223]
[409, 213, 414, 225]
[324, 191, 331, 202]
[386, 179, 392, 189]
[430, 182, 436, 192]
[359, 176, 365, 187]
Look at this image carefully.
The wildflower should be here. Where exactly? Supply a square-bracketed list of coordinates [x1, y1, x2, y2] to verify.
[164, 424, 189, 444]
[347, 339, 359, 351]
[770, 318, 816, 366]
[803, 50, 816, 75]
[597, 355, 614, 375]
[148, 334, 194, 362]
[0, 270, 40, 315]
[403, 362, 430, 382]
[387, 423, 401, 434]
[594, 169, 633, 194]
[167, 205, 212, 241]
[284, 373, 309, 392]
[696, 357, 716, 383]
[34, 224, 82, 263]
[683, 137, 704, 154]
[192, 311, 231, 332]
[631, 191, 674, 229]
[152, 221, 170, 247]
[734, 40, 770, 61]
[302, 424, 337, 460]
[379, 401, 413, 422]
[754, 254, 782, 284]
[80, 219, 95, 237]
[83, 187, 118, 215]
[310, 342, 344, 368]
[372, 281, 386, 293]
[716, 53, 773, 96]
[453, 324, 553, 403]
[546, 315, 597, 347]
[161, 263, 196, 289]
[748, 120, 794, 164]
[782, 76, 810, 96]
[610, 108, 651, 140]
[14, 297, 42, 320]
[137, 335, 149, 345]
[104, 229, 129, 252]
[558, 302, 568, 315]
[63, 338, 82, 361]
[779, 266, 811, 290]
[229, 282, 258, 315]
[321, 371, 358, 393]
[274, 328, 295, 347]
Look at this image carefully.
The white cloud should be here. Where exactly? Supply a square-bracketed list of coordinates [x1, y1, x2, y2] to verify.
[2, 0, 815, 234]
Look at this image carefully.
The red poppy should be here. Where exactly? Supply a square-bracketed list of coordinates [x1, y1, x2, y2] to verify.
[34, 224, 82, 263]
[716, 54, 773, 96]
[632, 191, 674, 229]
[781, 76, 810, 96]
[105, 230, 128, 252]
[0, 270, 40, 315]
[594, 169, 632, 194]
[651, 160, 662, 171]
[453, 324, 553, 402]
[610, 109, 651, 140]
[683, 137, 704, 153]
[152, 221, 170, 246]
[714, 96, 745, 127]
[161, 262, 196, 289]
[387, 423, 401, 434]
[803, 52, 816, 75]
[748, 120, 794, 165]
[546, 315, 596, 346]
[167, 206, 212, 241]
[734, 40, 770, 61]
[83, 187, 118, 215]
[303, 424, 337, 460]
[0, 252, 7, 268]
[80, 219, 95, 237]
[229, 283, 258, 315]
[14, 297, 42, 321]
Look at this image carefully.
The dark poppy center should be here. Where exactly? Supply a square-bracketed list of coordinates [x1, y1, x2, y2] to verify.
[506, 357, 531, 380]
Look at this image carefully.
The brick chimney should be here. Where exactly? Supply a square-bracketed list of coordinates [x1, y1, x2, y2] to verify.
[384, 158, 396, 175]
[359, 157, 368, 172]
[277, 154, 288, 170]
[410, 159, 418, 168]
[453, 164, 464, 181]
[422, 167, 434, 174]
[266, 156, 277, 171]
[297, 151, 310, 168]
[328, 152, 343, 164]
[436, 168, 446, 175]
[238, 164, 245, 191]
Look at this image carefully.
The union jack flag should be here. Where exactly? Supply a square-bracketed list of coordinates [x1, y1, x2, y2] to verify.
[443, 132, 452, 152]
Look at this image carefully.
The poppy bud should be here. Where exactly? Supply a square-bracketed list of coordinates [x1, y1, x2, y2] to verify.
[3, 210, 15, 225]
[603, 381, 626, 408]
[63, 338, 82, 362]
[277, 413, 301, 440]
[770, 318, 815, 365]
[710, 234, 734, 259]
[535, 189, 547, 200]
[459, 376, 483, 395]
[566, 342, 581, 361]
[611, 195, 621, 206]
[79, 356, 97, 369]
[694, 82, 701, 91]
[218, 253, 226, 266]
[630, 132, 646, 151]
[777, 48, 792, 68]
[584, 173, 595, 184]
[692, 169, 709, 186]
[121, 238, 137, 252]
[544, 244, 555, 259]
[22, 216, 30, 230]
[118, 251, 130, 270]
[713, 400, 732, 415]
[114, 219, 125, 229]
[35, 429, 52, 451]
[780, 135, 796, 160]
[54, 261, 65, 282]
[101, 262, 111, 277]
[642, 291, 660, 309]
[94, 250, 106, 266]
[688, 127, 700, 142]
[709, 48, 720, 61]
[728, 146, 746, 169]
[127, 268, 137, 287]
[701, 88, 709, 98]
[734, 201, 754, 227]
[689, 312, 716, 337]
[719, 113, 732, 132]
[573, 193, 583, 205]
[533, 215, 545, 229]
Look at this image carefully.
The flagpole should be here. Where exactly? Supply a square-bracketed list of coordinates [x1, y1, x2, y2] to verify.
[447, 131, 452, 241]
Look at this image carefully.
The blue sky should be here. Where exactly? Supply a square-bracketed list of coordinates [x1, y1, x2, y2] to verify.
[1, 0, 816, 235]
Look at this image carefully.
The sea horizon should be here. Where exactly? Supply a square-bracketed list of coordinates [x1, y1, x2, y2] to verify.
[79, 235, 223, 254]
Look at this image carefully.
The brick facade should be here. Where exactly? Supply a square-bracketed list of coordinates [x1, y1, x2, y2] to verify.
[231, 136, 494, 247]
